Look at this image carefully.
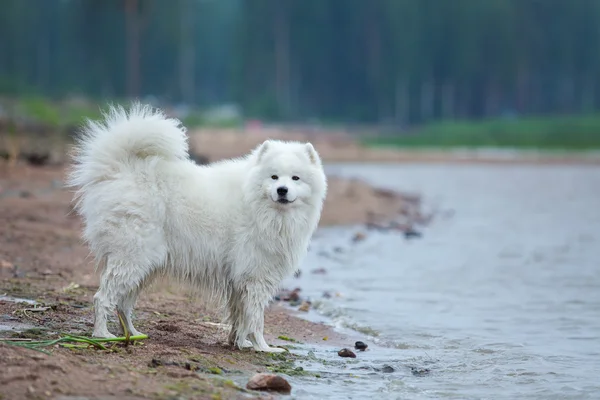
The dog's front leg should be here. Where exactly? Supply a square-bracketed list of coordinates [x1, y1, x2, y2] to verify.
[234, 282, 284, 353]
[226, 287, 254, 349]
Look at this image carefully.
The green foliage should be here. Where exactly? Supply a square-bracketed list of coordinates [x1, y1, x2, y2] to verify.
[364, 115, 600, 150]
[19, 97, 61, 127]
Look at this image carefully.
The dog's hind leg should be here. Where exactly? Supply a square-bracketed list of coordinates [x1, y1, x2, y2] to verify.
[92, 258, 156, 338]
[116, 270, 158, 337]
[117, 289, 143, 337]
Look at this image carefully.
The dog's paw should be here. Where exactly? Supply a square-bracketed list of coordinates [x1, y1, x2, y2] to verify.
[92, 330, 117, 339]
[242, 339, 253, 348]
[255, 346, 286, 353]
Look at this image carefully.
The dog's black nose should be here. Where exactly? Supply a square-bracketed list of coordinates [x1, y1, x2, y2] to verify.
[277, 186, 288, 196]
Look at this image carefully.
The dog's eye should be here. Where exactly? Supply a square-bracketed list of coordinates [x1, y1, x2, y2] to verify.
[271, 175, 278, 180]
[292, 176, 300, 181]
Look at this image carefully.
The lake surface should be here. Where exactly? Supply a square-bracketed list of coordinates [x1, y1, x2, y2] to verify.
[279, 163, 600, 400]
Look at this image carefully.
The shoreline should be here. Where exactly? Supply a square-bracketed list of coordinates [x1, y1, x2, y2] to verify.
[186, 129, 600, 166]
[4, 128, 600, 168]
[0, 162, 406, 399]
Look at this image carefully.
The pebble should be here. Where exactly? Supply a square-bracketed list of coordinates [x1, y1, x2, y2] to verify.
[246, 373, 292, 393]
[381, 365, 394, 373]
[352, 232, 366, 243]
[354, 341, 368, 351]
[338, 348, 356, 358]
[288, 288, 301, 302]
[404, 229, 423, 239]
[298, 301, 311, 312]
[410, 367, 431, 376]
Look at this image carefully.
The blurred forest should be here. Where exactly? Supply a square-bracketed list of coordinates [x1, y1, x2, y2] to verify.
[2, 0, 600, 126]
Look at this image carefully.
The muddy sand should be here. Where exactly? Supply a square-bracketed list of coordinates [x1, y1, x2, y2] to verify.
[0, 161, 419, 400]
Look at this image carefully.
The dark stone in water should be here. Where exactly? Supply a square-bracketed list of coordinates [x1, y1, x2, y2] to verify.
[410, 366, 431, 376]
[354, 341, 368, 351]
[338, 348, 356, 358]
[404, 229, 423, 239]
[352, 232, 366, 243]
[381, 365, 394, 373]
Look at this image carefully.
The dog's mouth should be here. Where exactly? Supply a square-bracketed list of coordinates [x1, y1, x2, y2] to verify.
[277, 198, 294, 204]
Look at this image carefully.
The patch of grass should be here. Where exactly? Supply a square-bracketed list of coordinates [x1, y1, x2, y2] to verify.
[259, 351, 321, 378]
[364, 114, 600, 150]
[207, 367, 223, 375]
[277, 335, 300, 343]
[11, 328, 49, 339]
[3, 332, 148, 354]
[19, 97, 61, 127]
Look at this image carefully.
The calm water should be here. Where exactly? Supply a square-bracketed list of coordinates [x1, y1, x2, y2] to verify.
[278, 163, 600, 400]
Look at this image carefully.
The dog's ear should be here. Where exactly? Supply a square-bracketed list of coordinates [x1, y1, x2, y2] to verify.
[255, 140, 271, 163]
[305, 143, 321, 165]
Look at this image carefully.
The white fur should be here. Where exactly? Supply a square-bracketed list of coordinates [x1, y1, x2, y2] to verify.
[67, 103, 327, 352]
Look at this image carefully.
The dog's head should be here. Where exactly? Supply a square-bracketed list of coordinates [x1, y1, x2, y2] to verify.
[247, 140, 327, 210]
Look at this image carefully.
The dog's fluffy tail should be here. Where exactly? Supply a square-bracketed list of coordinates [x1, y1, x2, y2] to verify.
[67, 102, 188, 192]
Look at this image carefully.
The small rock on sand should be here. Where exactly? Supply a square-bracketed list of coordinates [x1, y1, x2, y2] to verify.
[338, 348, 356, 358]
[246, 373, 292, 394]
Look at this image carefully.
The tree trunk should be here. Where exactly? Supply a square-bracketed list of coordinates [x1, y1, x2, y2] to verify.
[394, 78, 410, 125]
[441, 81, 455, 120]
[515, 64, 528, 114]
[559, 74, 575, 113]
[581, 72, 596, 112]
[125, 0, 140, 98]
[484, 79, 501, 117]
[274, 0, 291, 118]
[366, 4, 382, 121]
[179, 0, 195, 104]
[420, 73, 435, 122]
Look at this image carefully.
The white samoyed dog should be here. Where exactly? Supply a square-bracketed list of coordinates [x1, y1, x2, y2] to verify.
[67, 103, 327, 353]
